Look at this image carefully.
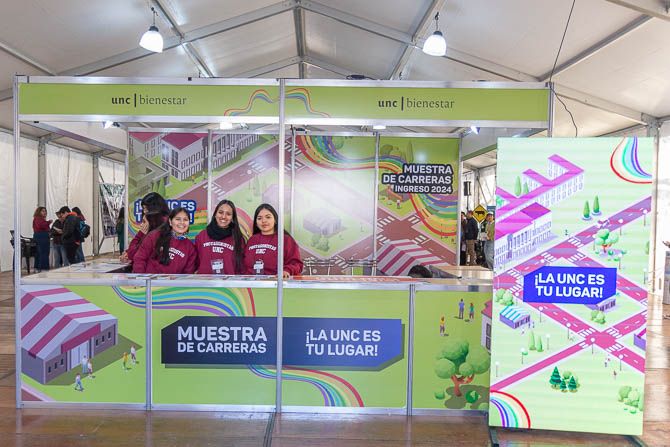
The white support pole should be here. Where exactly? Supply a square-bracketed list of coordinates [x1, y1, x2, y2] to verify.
[372, 133, 380, 262]
[548, 82, 555, 137]
[648, 120, 661, 290]
[92, 154, 100, 256]
[37, 138, 47, 206]
[276, 78, 286, 413]
[456, 138, 463, 266]
[207, 130, 213, 220]
[290, 127, 296, 234]
[13, 76, 22, 408]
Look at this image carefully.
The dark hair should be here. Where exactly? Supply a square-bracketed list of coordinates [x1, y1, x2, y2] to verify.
[408, 264, 433, 278]
[118, 207, 125, 219]
[211, 200, 246, 274]
[252, 203, 279, 235]
[154, 207, 189, 266]
[59, 206, 71, 214]
[145, 212, 166, 232]
[72, 207, 83, 217]
[33, 206, 46, 218]
[141, 192, 169, 216]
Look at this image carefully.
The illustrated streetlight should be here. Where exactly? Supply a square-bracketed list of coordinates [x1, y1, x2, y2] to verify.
[539, 306, 544, 323]
[642, 209, 648, 226]
[566, 323, 571, 339]
[521, 348, 526, 365]
[616, 254, 622, 269]
[546, 334, 551, 350]
[246, 169, 252, 189]
[619, 354, 624, 371]
[590, 337, 595, 354]
[618, 218, 624, 235]
[495, 361, 500, 377]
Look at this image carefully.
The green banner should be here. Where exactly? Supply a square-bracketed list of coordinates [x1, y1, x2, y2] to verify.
[19, 83, 279, 117]
[285, 86, 549, 122]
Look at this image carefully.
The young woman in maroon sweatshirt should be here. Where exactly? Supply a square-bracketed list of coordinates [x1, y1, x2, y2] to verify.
[195, 199, 246, 274]
[244, 203, 303, 278]
[32, 206, 52, 272]
[132, 207, 197, 274]
[123, 192, 169, 263]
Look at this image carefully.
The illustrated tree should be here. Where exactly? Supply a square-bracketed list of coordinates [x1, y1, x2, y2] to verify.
[157, 177, 166, 196]
[434, 339, 490, 397]
[522, 182, 529, 195]
[593, 196, 601, 215]
[645, 240, 650, 255]
[594, 229, 619, 254]
[495, 289, 514, 306]
[528, 331, 536, 351]
[618, 386, 644, 412]
[583, 201, 591, 220]
[568, 376, 578, 392]
[549, 366, 562, 389]
[311, 233, 321, 247]
[514, 176, 522, 197]
[332, 136, 345, 150]
[560, 378, 567, 392]
[536, 337, 544, 352]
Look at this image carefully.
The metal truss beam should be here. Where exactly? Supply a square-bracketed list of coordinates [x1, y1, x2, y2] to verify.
[0, 40, 56, 75]
[229, 56, 301, 78]
[604, 0, 670, 21]
[294, 7, 306, 78]
[389, 0, 446, 80]
[539, 15, 652, 80]
[553, 84, 652, 124]
[303, 55, 380, 79]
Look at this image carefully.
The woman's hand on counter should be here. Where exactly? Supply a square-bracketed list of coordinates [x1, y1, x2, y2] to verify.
[120, 252, 129, 263]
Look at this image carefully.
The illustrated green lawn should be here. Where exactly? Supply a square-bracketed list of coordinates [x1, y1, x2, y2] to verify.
[281, 289, 409, 408]
[493, 349, 644, 435]
[412, 291, 491, 410]
[556, 295, 643, 331]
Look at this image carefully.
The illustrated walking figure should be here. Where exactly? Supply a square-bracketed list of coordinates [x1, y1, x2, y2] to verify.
[81, 355, 88, 374]
[439, 316, 446, 336]
[122, 352, 129, 371]
[458, 299, 464, 319]
[468, 302, 475, 321]
[130, 345, 137, 364]
[74, 373, 84, 391]
[87, 359, 94, 379]
[613, 369, 617, 380]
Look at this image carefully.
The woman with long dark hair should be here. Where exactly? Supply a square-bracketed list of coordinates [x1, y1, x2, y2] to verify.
[123, 192, 170, 262]
[32, 206, 52, 272]
[132, 207, 197, 274]
[244, 203, 303, 278]
[116, 207, 125, 254]
[195, 200, 246, 274]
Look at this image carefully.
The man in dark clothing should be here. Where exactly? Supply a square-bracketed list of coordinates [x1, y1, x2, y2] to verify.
[50, 211, 69, 268]
[59, 206, 81, 264]
[464, 210, 479, 266]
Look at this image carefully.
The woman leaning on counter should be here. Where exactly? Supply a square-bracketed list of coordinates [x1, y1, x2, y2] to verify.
[195, 199, 246, 274]
[132, 207, 197, 274]
[244, 203, 303, 278]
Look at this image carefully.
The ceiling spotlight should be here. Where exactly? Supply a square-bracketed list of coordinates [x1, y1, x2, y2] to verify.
[422, 13, 447, 57]
[139, 7, 163, 53]
[470, 126, 480, 135]
[372, 125, 387, 130]
[219, 122, 234, 130]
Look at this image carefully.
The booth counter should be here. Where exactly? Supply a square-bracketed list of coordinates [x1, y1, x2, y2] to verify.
[18, 271, 492, 415]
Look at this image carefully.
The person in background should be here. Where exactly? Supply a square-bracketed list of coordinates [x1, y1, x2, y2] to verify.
[59, 206, 82, 264]
[32, 206, 52, 272]
[464, 210, 479, 266]
[196, 199, 246, 274]
[116, 207, 125, 254]
[122, 192, 169, 263]
[72, 207, 87, 262]
[460, 212, 467, 265]
[50, 210, 69, 268]
[483, 212, 495, 270]
[132, 207, 197, 274]
[408, 264, 433, 278]
[244, 203, 303, 278]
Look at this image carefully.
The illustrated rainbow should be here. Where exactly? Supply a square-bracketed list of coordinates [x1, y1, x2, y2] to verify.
[285, 88, 331, 118]
[489, 390, 531, 429]
[223, 89, 275, 116]
[113, 286, 364, 407]
[610, 137, 652, 184]
[296, 135, 457, 237]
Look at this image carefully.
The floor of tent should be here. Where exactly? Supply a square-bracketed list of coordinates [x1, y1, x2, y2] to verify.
[1, 269, 668, 446]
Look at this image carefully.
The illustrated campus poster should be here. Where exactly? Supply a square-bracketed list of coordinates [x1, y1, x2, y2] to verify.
[489, 137, 652, 435]
[19, 285, 146, 403]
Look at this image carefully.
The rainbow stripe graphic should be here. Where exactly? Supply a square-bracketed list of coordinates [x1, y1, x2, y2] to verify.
[113, 286, 364, 407]
[296, 135, 457, 237]
[610, 137, 652, 184]
[224, 89, 275, 116]
[490, 390, 531, 428]
[285, 88, 331, 118]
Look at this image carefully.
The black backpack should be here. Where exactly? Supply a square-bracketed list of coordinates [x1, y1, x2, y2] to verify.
[79, 220, 91, 239]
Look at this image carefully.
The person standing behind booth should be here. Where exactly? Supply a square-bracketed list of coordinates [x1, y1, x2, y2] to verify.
[59, 206, 82, 265]
[116, 207, 125, 254]
[132, 207, 197, 274]
[464, 210, 479, 266]
[50, 210, 69, 268]
[32, 207, 52, 272]
[196, 200, 246, 274]
[483, 212, 495, 269]
[122, 192, 169, 263]
[244, 203, 303, 279]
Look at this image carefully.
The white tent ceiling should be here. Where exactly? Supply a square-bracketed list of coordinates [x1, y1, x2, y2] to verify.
[1, 0, 668, 152]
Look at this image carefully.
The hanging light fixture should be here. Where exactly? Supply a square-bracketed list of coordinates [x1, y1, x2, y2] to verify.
[139, 7, 163, 53]
[422, 12, 447, 57]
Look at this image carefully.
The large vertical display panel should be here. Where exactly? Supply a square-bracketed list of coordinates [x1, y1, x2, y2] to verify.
[489, 137, 652, 435]
[292, 136, 375, 274]
[150, 285, 277, 405]
[377, 137, 459, 274]
[412, 290, 492, 411]
[282, 287, 409, 409]
[19, 285, 146, 404]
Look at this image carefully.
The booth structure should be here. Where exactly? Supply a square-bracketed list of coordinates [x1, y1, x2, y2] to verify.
[13, 76, 552, 415]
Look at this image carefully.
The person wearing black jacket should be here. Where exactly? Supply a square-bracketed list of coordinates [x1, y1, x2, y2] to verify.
[59, 206, 81, 264]
[464, 210, 479, 266]
[50, 211, 69, 268]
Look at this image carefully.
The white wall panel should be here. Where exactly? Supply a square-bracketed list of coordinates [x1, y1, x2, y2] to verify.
[654, 121, 670, 293]
[67, 150, 93, 257]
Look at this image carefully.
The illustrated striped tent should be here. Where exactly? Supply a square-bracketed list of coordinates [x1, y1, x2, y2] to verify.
[376, 239, 442, 276]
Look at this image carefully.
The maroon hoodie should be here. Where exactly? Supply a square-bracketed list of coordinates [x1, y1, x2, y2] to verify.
[126, 231, 146, 261]
[132, 229, 198, 274]
[195, 230, 246, 274]
[244, 232, 303, 276]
